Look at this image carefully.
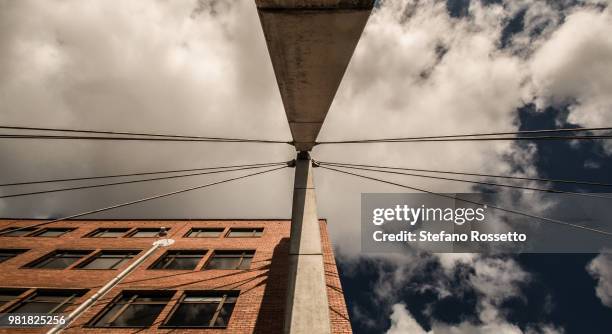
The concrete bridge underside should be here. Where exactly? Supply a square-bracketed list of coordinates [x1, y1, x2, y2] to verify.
[256, 0, 373, 151]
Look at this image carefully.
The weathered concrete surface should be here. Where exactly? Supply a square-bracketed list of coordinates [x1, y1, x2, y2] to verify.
[256, 0, 374, 151]
[256, 0, 374, 9]
[284, 154, 331, 334]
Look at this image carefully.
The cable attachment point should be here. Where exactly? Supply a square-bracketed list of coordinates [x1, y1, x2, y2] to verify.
[286, 160, 296, 168]
[297, 151, 311, 160]
[311, 160, 321, 168]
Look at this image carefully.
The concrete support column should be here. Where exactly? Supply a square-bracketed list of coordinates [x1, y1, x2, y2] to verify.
[284, 151, 331, 334]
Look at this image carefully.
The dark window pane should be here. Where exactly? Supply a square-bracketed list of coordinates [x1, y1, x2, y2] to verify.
[33, 228, 74, 237]
[227, 228, 263, 238]
[0, 249, 27, 263]
[129, 229, 166, 238]
[151, 251, 205, 270]
[0, 289, 26, 306]
[93, 303, 125, 326]
[11, 301, 59, 313]
[187, 228, 224, 238]
[92, 292, 171, 328]
[42, 257, 78, 269]
[171, 258, 200, 270]
[1, 228, 38, 236]
[183, 296, 223, 302]
[238, 257, 252, 270]
[154, 257, 200, 270]
[206, 257, 240, 270]
[78, 251, 138, 270]
[133, 296, 174, 303]
[29, 251, 91, 269]
[205, 251, 254, 270]
[89, 228, 130, 238]
[81, 258, 121, 270]
[131, 231, 158, 237]
[166, 303, 217, 327]
[163, 293, 237, 328]
[108, 304, 165, 327]
[214, 303, 236, 327]
[8, 290, 84, 314]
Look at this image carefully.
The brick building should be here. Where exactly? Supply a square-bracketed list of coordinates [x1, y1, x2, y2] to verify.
[0, 219, 352, 333]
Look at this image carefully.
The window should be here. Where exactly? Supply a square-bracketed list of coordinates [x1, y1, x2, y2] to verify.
[163, 292, 237, 328]
[87, 228, 130, 238]
[0, 249, 28, 263]
[185, 228, 224, 238]
[91, 291, 173, 328]
[150, 250, 206, 270]
[205, 251, 254, 270]
[77, 250, 140, 270]
[26, 250, 92, 269]
[127, 228, 167, 238]
[29, 228, 75, 237]
[0, 289, 27, 306]
[0, 227, 38, 237]
[7, 290, 86, 314]
[226, 228, 263, 238]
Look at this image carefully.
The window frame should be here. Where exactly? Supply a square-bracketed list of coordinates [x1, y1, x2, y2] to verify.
[88, 291, 174, 328]
[85, 228, 131, 238]
[204, 250, 255, 270]
[149, 250, 207, 270]
[0, 227, 39, 237]
[24, 250, 93, 270]
[0, 288, 28, 309]
[160, 291, 238, 328]
[184, 228, 225, 238]
[28, 228, 75, 237]
[5, 289, 86, 315]
[75, 250, 141, 270]
[126, 228, 167, 238]
[226, 227, 264, 238]
[0, 249, 28, 263]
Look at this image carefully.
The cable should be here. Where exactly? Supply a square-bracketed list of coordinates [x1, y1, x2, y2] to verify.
[315, 134, 612, 144]
[0, 163, 289, 199]
[316, 162, 612, 200]
[0, 161, 289, 187]
[0, 134, 289, 144]
[0, 165, 288, 236]
[315, 126, 612, 144]
[315, 161, 612, 189]
[0, 125, 290, 144]
[319, 165, 612, 237]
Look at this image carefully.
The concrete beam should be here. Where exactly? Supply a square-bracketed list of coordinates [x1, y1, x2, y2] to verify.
[284, 152, 330, 334]
[256, 0, 374, 151]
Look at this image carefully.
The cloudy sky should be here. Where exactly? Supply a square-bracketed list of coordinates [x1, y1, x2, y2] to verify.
[1, 0, 612, 333]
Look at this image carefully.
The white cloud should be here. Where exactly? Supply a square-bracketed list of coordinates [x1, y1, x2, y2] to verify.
[316, 0, 539, 253]
[530, 7, 612, 151]
[584, 160, 601, 169]
[387, 303, 430, 334]
[348, 252, 563, 334]
[388, 304, 564, 334]
[587, 251, 612, 308]
[0, 0, 294, 219]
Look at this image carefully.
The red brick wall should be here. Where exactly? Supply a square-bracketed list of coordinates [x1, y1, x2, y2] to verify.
[320, 221, 353, 334]
[0, 219, 352, 334]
